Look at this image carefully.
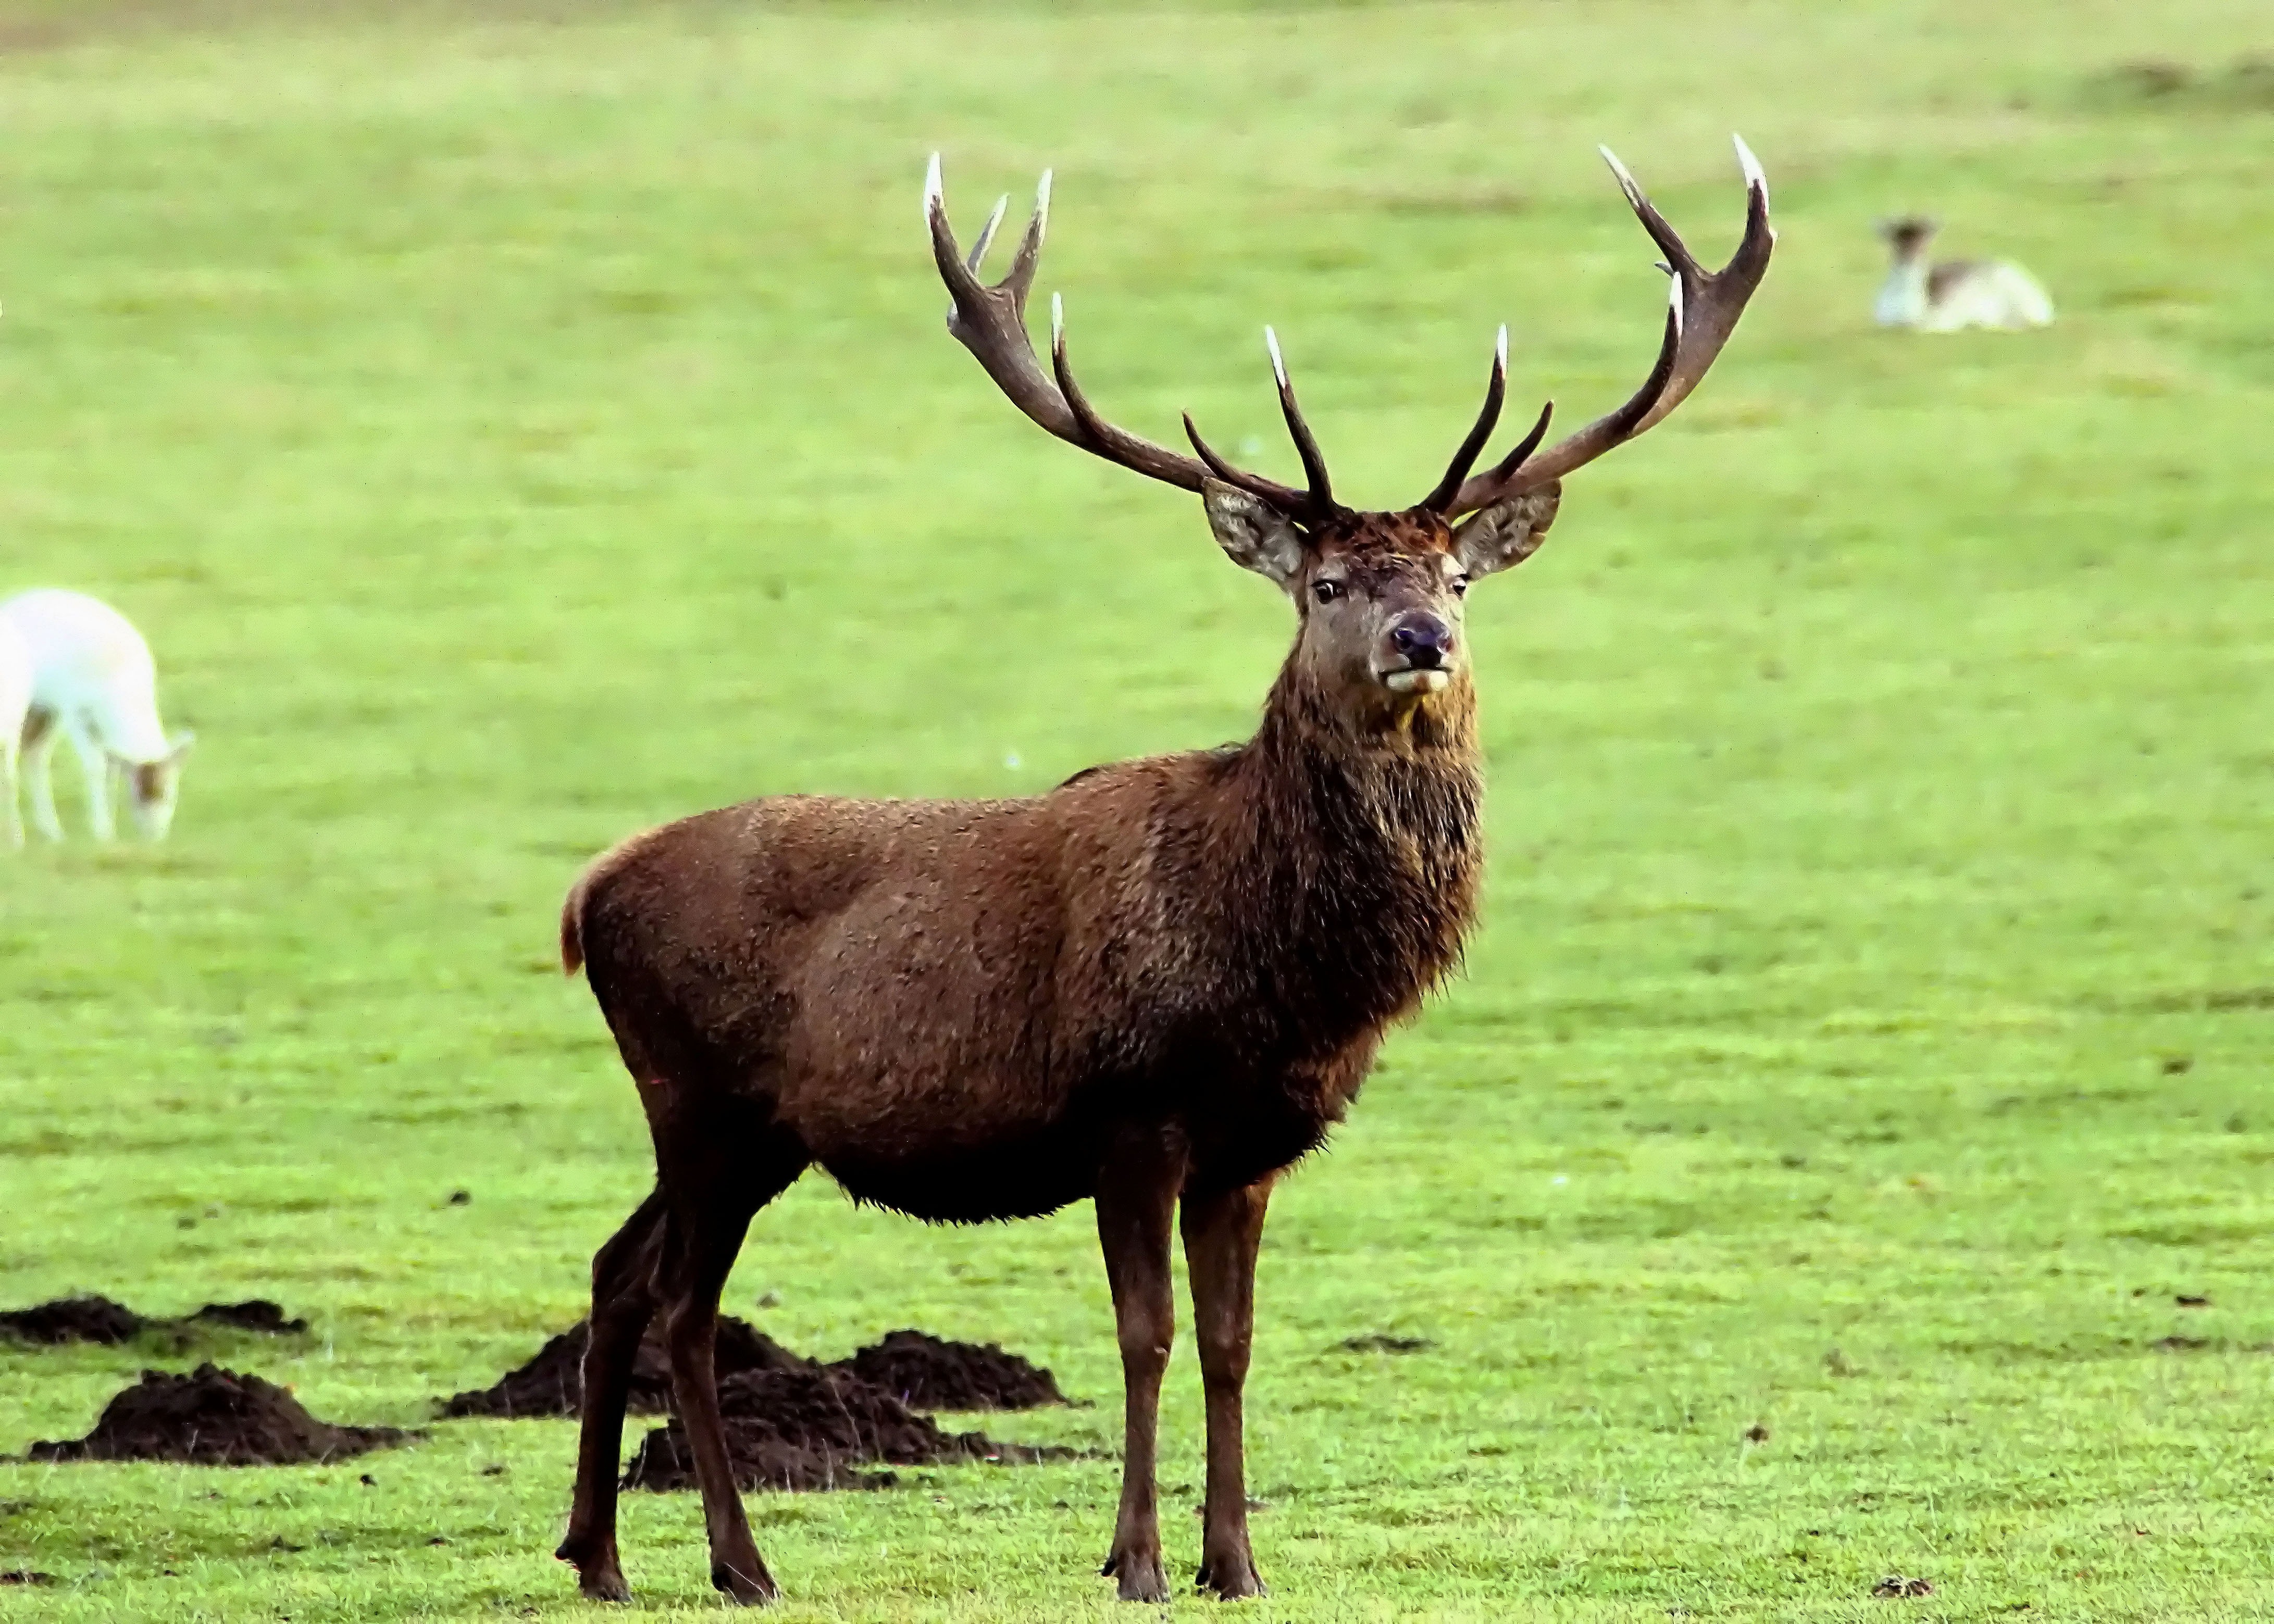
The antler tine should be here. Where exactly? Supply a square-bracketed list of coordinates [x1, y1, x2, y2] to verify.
[926, 156, 1332, 515]
[1051, 296, 1309, 509]
[1263, 328, 1335, 512]
[1180, 411, 1311, 512]
[1420, 325, 1510, 514]
[1460, 396, 1557, 508]
[927, 156, 1073, 444]
[965, 193, 1010, 274]
[1598, 146, 1698, 281]
[928, 156, 1210, 493]
[1002, 168, 1050, 305]
[1447, 136, 1775, 515]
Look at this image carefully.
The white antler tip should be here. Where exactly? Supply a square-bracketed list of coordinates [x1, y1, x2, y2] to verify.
[1732, 133, 1766, 192]
[1598, 144, 1637, 188]
[1494, 323, 1509, 368]
[1263, 325, 1287, 383]
[1035, 168, 1054, 230]
[924, 152, 942, 209]
[1668, 274, 1686, 331]
[1050, 290, 1065, 343]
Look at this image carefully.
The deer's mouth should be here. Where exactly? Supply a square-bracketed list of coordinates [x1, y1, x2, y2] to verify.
[1381, 668, 1451, 696]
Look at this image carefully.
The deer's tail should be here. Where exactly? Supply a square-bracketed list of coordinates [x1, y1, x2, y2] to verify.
[560, 869, 591, 977]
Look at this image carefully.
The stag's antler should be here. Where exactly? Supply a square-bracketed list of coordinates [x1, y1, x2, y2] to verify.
[925, 155, 1340, 520]
[1427, 136, 1774, 517]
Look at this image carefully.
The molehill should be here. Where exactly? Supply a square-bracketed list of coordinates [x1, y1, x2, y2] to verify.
[27, 1365, 411, 1466]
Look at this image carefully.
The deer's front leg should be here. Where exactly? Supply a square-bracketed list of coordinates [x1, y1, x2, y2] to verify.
[1095, 1126, 1185, 1603]
[1181, 1176, 1274, 1599]
[61, 720, 114, 840]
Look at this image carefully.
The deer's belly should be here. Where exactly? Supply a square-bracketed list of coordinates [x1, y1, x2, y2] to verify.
[815, 1110, 1108, 1223]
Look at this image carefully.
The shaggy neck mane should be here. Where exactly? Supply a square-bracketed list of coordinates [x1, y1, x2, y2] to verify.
[1210, 657, 1486, 1047]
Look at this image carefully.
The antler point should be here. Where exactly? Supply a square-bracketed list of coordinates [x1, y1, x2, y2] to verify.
[1733, 133, 1766, 188]
[924, 152, 943, 209]
[1597, 144, 1644, 205]
[1263, 325, 1287, 383]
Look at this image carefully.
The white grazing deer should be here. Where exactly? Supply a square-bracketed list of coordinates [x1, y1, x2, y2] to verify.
[0, 589, 194, 841]
[1874, 216, 2054, 332]
[0, 617, 29, 849]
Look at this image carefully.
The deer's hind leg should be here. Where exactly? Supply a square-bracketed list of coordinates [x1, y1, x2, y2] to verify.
[651, 1090, 806, 1606]
[20, 709, 60, 842]
[556, 1186, 669, 1602]
[1, 734, 20, 849]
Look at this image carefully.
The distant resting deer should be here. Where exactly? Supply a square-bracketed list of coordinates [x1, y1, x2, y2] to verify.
[0, 589, 194, 842]
[1874, 216, 2053, 331]
[550, 139, 1774, 1607]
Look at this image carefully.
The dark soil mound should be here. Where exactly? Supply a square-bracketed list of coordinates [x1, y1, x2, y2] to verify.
[0, 1295, 308, 1346]
[438, 1315, 810, 1419]
[831, 1329, 1066, 1411]
[0, 1295, 146, 1344]
[622, 1365, 1060, 1493]
[1338, 1333, 1434, 1354]
[185, 1300, 308, 1335]
[27, 1365, 412, 1466]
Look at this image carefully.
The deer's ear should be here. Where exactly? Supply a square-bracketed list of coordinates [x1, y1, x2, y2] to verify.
[1203, 479, 1307, 590]
[1452, 483, 1561, 579]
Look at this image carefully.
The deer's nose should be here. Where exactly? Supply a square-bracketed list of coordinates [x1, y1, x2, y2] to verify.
[1389, 614, 1455, 668]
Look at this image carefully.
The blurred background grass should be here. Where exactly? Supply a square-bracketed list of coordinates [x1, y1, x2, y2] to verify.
[1, 2, 2270, 1619]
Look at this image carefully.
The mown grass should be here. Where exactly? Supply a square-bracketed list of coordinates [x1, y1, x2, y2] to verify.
[1, 1, 2270, 1619]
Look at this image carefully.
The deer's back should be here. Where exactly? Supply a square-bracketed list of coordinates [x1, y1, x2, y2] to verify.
[0, 590, 163, 749]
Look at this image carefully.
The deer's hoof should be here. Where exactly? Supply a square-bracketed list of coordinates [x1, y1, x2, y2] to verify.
[556, 1538, 632, 1603]
[710, 1554, 779, 1606]
[578, 1570, 634, 1605]
[1196, 1550, 1268, 1600]
[1102, 1546, 1171, 1603]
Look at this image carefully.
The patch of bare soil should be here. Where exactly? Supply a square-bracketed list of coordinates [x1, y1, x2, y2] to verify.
[26, 1365, 411, 1466]
[0, 1295, 308, 1346]
[185, 1301, 308, 1334]
[620, 1366, 1076, 1494]
[437, 1315, 810, 1418]
[1872, 1574, 1935, 1598]
[834, 1329, 1065, 1411]
[1338, 1333, 1434, 1354]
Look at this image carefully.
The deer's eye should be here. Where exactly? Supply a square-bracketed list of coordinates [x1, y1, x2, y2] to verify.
[1449, 575, 1469, 597]
[1312, 579, 1342, 605]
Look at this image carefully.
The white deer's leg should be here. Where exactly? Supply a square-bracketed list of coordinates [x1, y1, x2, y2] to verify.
[63, 718, 116, 840]
[0, 740, 20, 849]
[21, 712, 63, 841]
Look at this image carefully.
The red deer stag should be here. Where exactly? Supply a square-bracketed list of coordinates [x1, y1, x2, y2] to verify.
[552, 139, 1773, 1607]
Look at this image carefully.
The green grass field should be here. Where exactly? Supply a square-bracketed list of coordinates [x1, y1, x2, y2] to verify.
[2, 2, 2271, 1618]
